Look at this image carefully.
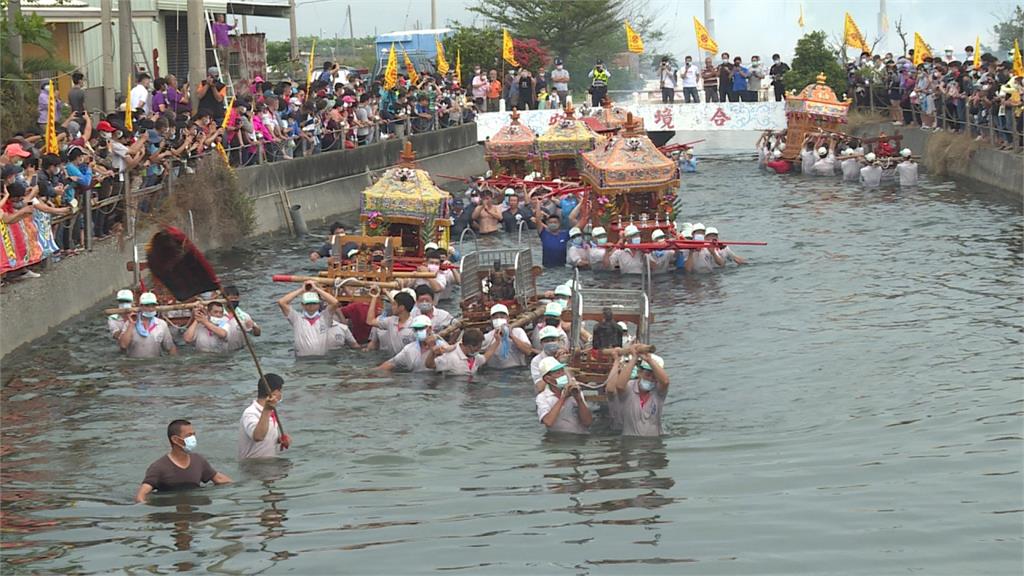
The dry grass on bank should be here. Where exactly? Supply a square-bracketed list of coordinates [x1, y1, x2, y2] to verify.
[144, 156, 256, 247]
[924, 130, 980, 177]
[846, 110, 889, 131]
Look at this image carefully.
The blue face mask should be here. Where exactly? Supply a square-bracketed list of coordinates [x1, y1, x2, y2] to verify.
[542, 342, 560, 355]
[141, 311, 157, 319]
[693, 234, 705, 241]
[630, 237, 641, 245]
[639, 378, 656, 392]
[415, 329, 428, 342]
[302, 310, 320, 319]
[182, 435, 197, 453]
[382, 303, 392, 316]
[571, 237, 583, 246]
[653, 250, 665, 258]
[554, 374, 569, 388]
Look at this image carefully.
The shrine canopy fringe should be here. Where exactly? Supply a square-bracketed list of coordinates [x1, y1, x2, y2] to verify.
[580, 114, 677, 193]
[485, 109, 536, 160]
[361, 164, 449, 221]
[534, 109, 598, 159]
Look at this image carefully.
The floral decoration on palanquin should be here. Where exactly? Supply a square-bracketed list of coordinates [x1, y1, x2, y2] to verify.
[365, 211, 386, 235]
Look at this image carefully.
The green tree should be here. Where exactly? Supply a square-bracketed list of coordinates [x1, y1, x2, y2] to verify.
[1, 9, 73, 135]
[442, 25, 502, 84]
[783, 31, 846, 98]
[992, 5, 1024, 52]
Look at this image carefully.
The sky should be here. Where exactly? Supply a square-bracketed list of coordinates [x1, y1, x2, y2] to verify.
[243, 0, 1016, 61]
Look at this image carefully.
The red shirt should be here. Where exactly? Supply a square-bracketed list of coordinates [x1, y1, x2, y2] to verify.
[341, 302, 372, 344]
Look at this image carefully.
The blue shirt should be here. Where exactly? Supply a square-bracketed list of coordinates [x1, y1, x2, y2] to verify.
[559, 196, 578, 222]
[732, 66, 749, 92]
[681, 158, 697, 173]
[674, 250, 688, 269]
[65, 162, 92, 199]
[539, 228, 570, 268]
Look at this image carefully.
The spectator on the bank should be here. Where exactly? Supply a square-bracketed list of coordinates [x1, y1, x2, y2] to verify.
[702, 57, 719, 102]
[658, 57, 677, 104]
[197, 67, 227, 124]
[748, 55, 765, 101]
[211, 13, 236, 68]
[516, 69, 536, 110]
[413, 94, 433, 133]
[487, 69, 502, 112]
[38, 81, 61, 132]
[69, 72, 86, 115]
[731, 56, 751, 102]
[717, 53, 734, 102]
[130, 73, 151, 115]
[550, 59, 570, 104]
[769, 54, 790, 101]
[680, 55, 699, 103]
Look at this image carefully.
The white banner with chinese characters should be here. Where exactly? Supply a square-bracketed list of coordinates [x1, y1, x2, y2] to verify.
[475, 102, 787, 141]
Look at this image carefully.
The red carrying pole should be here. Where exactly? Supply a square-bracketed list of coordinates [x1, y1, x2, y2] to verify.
[599, 240, 767, 251]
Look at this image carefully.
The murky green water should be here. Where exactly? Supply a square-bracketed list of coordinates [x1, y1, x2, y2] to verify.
[2, 145, 1022, 574]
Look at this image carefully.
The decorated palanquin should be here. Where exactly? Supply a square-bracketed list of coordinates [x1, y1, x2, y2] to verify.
[579, 113, 679, 243]
[360, 141, 451, 257]
[781, 72, 851, 161]
[592, 98, 643, 133]
[533, 104, 597, 180]
[484, 109, 536, 177]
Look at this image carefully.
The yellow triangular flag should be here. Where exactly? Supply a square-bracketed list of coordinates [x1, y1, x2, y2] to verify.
[402, 48, 420, 85]
[124, 75, 133, 132]
[44, 80, 59, 154]
[693, 17, 718, 54]
[625, 21, 644, 54]
[912, 32, 931, 66]
[502, 29, 519, 67]
[798, 4, 805, 28]
[973, 36, 981, 69]
[1014, 39, 1024, 77]
[455, 48, 462, 85]
[844, 12, 871, 53]
[306, 38, 317, 89]
[383, 43, 398, 90]
[435, 37, 449, 75]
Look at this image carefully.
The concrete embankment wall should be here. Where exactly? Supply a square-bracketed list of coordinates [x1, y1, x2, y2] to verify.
[0, 124, 486, 362]
[851, 122, 1023, 201]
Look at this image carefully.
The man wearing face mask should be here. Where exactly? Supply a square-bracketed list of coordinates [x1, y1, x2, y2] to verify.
[717, 52, 734, 103]
[238, 373, 291, 459]
[531, 195, 570, 268]
[530, 302, 569, 352]
[377, 315, 436, 372]
[118, 291, 178, 357]
[647, 228, 675, 273]
[535, 358, 592, 434]
[414, 248, 449, 296]
[748, 56, 765, 101]
[183, 301, 233, 353]
[604, 350, 670, 437]
[604, 224, 647, 274]
[550, 59, 570, 104]
[136, 419, 232, 502]
[588, 60, 610, 107]
[223, 285, 261, 351]
[366, 288, 416, 355]
[681, 56, 700, 103]
[277, 282, 339, 357]
[769, 54, 790, 101]
[413, 284, 454, 332]
[587, 226, 610, 271]
[471, 67, 489, 109]
[426, 327, 500, 376]
[566, 226, 590, 268]
[684, 222, 724, 273]
[481, 304, 534, 370]
[107, 289, 135, 341]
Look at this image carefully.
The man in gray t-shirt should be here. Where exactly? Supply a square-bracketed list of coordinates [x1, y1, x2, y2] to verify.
[604, 348, 670, 437]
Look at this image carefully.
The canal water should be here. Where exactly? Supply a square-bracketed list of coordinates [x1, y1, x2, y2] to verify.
[2, 140, 1021, 574]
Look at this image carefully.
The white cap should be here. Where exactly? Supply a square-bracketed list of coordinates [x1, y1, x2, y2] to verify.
[410, 315, 432, 329]
[139, 292, 158, 305]
[424, 242, 440, 251]
[301, 291, 320, 304]
[900, 148, 911, 157]
[692, 222, 706, 232]
[538, 356, 566, 376]
[538, 326, 561, 340]
[772, 149, 782, 158]
[345, 248, 359, 258]
[842, 147, 854, 155]
[651, 229, 666, 241]
[562, 279, 581, 291]
[503, 187, 516, 196]
[639, 353, 665, 370]
[401, 288, 416, 300]
[591, 226, 607, 238]
[116, 289, 134, 302]
[680, 224, 694, 238]
[679, 222, 692, 231]
[705, 226, 719, 236]
[616, 321, 628, 331]
[623, 224, 640, 237]
[865, 152, 877, 162]
[568, 226, 582, 238]
[544, 301, 563, 317]
[945, 45, 954, 52]
[387, 289, 399, 300]
[554, 284, 572, 297]
[490, 303, 509, 316]
[817, 146, 828, 156]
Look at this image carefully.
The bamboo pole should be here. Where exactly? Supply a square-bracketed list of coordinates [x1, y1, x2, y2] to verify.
[271, 274, 402, 289]
[101, 299, 225, 315]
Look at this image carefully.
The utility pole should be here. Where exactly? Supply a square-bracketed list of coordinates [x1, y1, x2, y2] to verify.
[187, 0, 205, 111]
[430, 0, 436, 29]
[118, 0, 134, 99]
[348, 4, 354, 54]
[242, 15, 248, 34]
[877, 0, 888, 52]
[289, 0, 299, 75]
[100, 0, 115, 110]
[704, 0, 714, 41]
[6, 0, 23, 72]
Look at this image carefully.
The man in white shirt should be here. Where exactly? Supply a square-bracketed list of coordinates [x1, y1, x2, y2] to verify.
[604, 350, 670, 437]
[482, 304, 534, 369]
[239, 373, 291, 459]
[413, 284, 454, 333]
[118, 291, 178, 358]
[223, 285, 261, 352]
[129, 73, 152, 114]
[859, 153, 883, 187]
[704, 226, 747, 267]
[550, 59, 571, 104]
[647, 228, 675, 273]
[896, 148, 918, 187]
[811, 142, 837, 176]
[531, 326, 566, 392]
[535, 357, 592, 434]
[426, 327, 500, 377]
[277, 283, 339, 357]
[471, 67, 489, 108]
[530, 302, 569, 351]
[839, 148, 861, 182]
[566, 226, 589, 268]
[680, 56, 700, 103]
[684, 223, 724, 274]
[800, 137, 819, 174]
[377, 315, 435, 372]
[604, 224, 647, 274]
[588, 226, 609, 271]
[367, 289, 417, 356]
[183, 301, 233, 353]
[107, 289, 135, 341]
[658, 57, 677, 104]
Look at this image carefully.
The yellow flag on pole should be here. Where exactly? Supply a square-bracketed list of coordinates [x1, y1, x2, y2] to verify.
[912, 32, 931, 66]
[798, 4, 805, 28]
[44, 80, 58, 154]
[624, 21, 644, 53]
[844, 13, 870, 53]
[124, 75, 133, 132]
[502, 29, 519, 67]
[973, 36, 981, 69]
[383, 43, 398, 90]
[455, 48, 462, 85]
[216, 96, 234, 166]
[402, 48, 420, 85]
[435, 37, 450, 75]
[306, 38, 317, 89]
[693, 17, 718, 54]
[1013, 39, 1024, 77]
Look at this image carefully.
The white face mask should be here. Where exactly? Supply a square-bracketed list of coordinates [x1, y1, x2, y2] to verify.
[491, 318, 507, 329]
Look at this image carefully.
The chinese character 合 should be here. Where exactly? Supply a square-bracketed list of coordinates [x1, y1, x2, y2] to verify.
[654, 107, 674, 130]
[548, 113, 564, 125]
[710, 107, 731, 126]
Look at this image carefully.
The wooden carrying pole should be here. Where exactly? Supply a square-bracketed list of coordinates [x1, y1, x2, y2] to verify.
[272, 274, 402, 290]
[101, 299, 225, 315]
